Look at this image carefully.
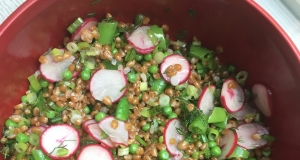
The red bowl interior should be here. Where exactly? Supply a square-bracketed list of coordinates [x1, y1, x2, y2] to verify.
[0, 0, 300, 159]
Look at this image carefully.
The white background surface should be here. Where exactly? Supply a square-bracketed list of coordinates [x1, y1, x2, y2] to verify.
[0, 0, 299, 52]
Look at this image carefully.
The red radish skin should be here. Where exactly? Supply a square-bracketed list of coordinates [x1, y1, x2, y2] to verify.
[98, 116, 129, 146]
[252, 84, 273, 117]
[197, 85, 216, 116]
[127, 26, 155, 54]
[40, 124, 80, 159]
[77, 144, 113, 160]
[40, 54, 75, 82]
[220, 78, 245, 113]
[229, 103, 256, 120]
[71, 18, 98, 41]
[160, 54, 191, 86]
[163, 118, 184, 156]
[89, 69, 128, 103]
[85, 123, 115, 148]
[82, 119, 97, 131]
[218, 129, 238, 160]
[236, 123, 269, 149]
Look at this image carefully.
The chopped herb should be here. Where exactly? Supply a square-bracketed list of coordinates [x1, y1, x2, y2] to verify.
[149, 106, 163, 116]
[120, 84, 129, 92]
[175, 29, 188, 40]
[188, 8, 197, 17]
[48, 140, 75, 155]
[85, 12, 96, 18]
[101, 131, 108, 140]
[176, 127, 186, 135]
[91, 0, 101, 5]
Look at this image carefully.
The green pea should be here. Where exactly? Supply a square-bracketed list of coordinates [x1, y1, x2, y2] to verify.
[29, 133, 40, 146]
[228, 65, 236, 73]
[127, 72, 137, 83]
[5, 119, 17, 128]
[129, 143, 139, 154]
[57, 148, 69, 157]
[159, 136, 163, 143]
[21, 95, 28, 103]
[211, 146, 221, 157]
[168, 112, 178, 119]
[16, 133, 29, 143]
[148, 65, 158, 74]
[135, 54, 143, 61]
[83, 106, 90, 114]
[95, 112, 107, 122]
[46, 111, 56, 119]
[163, 106, 172, 116]
[208, 141, 217, 148]
[62, 70, 72, 81]
[81, 70, 91, 81]
[191, 151, 199, 159]
[143, 54, 152, 61]
[142, 123, 151, 132]
[15, 143, 28, 153]
[39, 79, 49, 88]
[158, 149, 169, 160]
[82, 67, 91, 73]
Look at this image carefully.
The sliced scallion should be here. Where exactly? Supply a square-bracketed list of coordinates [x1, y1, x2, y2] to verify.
[67, 17, 83, 34]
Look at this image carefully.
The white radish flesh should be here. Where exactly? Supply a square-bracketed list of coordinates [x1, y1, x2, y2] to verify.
[85, 123, 115, 148]
[82, 119, 97, 131]
[197, 85, 216, 116]
[218, 129, 238, 160]
[71, 18, 98, 41]
[127, 26, 155, 54]
[229, 103, 256, 120]
[89, 69, 127, 103]
[40, 124, 80, 159]
[252, 84, 273, 117]
[40, 54, 75, 82]
[98, 116, 129, 146]
[220, 78, 245, 113]
[163, 118, 184, 156]
[160, 54, 191, 85]
[236, 123, 268, 149]
[77, 144, 113, 160]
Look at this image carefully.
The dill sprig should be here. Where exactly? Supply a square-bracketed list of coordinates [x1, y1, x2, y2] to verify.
[48, 140, 75, 155]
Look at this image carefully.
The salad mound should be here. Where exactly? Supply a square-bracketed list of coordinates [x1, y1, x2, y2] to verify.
[0, 13, 274, 160]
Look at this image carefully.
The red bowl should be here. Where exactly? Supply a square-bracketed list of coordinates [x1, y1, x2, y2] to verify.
[0, 0, 299, 159]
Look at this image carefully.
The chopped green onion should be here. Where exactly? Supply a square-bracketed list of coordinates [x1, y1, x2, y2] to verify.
[141, 107, 151, 118]
[15, 143, 28, 153]
[28, 75, 42, 92]
[135, 135, 148, 147]
[26, 92, 37, 104]
[125, 49, 137, 62]
[29, 133, 40, 146]
[67, 17, 83, 34]
[186, 85, 199, 99]
[135, 14, 145, 26]
[159, 94, 170, 107]
[57, 148, 69, 157]
[118, 147, 129, 156]
[140, 82, 148, 91]
[190, 45, 213, 60]
[236, 71, 248, 86]
[78, 42, 90, 51]
[98, 21, 118, 45]
[86, 47, 100, 56]
[66, 42, 78, 53]
[51, 48, 63, 57]
[147, 29, 159, 45]
[262, 134, 275, 142]
[85, 61, 95, 70]
[153, 51, 165, 64]
[207, 128, 219, 141]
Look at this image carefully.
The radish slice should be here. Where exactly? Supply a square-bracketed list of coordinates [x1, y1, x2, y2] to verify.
[98, 116, 129, 146]
[220, 78, 245, 113]
[218, 129, 238, 160]
[89, 69, 127, 103]
[236, 123, 268, 149]
[198, 85, 216, 116]
[127, 26, 155, 54]
[40, 54, 75, 82]
[40, 124, 80, 159]
[85, 123, 115, 148]
[82, 119, 97, 131]
[77, 144, 113, 160]
[71, 18, 98, 41]
[229, 103, 256, 120]
[160, 54, 191, 85]
[252, 84, 273, 117]
[163, 118, 184, 156]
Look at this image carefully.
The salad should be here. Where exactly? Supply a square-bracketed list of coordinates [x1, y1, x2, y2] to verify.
[0, 13, 274, 160]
